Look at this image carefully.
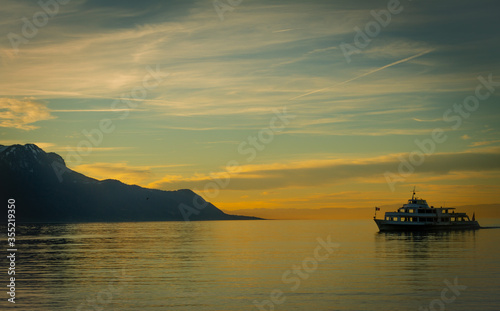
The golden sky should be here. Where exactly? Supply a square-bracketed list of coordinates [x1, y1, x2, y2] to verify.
[1, 0, 500, 215]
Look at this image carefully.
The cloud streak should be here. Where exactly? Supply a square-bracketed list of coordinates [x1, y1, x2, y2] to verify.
[151, 148, 500, 191]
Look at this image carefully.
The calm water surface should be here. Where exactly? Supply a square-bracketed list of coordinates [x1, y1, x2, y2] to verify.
[2, 219, 500, 310]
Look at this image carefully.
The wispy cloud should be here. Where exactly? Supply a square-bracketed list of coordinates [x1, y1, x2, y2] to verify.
[272, 28, 295, 33]
[469, 140, 500, 147]
[150, 148, 500, 192]
[413, 117, 442, 122]
[0, 98, 55, 130]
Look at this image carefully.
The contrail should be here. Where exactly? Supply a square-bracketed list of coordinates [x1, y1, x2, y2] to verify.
[51, 109, 144, 112]
[4, 88, 182, 105]
[290, 49, 434, 100]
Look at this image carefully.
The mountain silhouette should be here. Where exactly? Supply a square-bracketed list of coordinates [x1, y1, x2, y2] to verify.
[0, 144, 259, 223]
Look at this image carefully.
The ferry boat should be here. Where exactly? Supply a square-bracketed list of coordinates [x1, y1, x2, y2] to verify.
[374, 189, 480, 232]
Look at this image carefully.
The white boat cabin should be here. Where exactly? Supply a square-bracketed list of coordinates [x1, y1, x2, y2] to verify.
[383, 197, 471, 224]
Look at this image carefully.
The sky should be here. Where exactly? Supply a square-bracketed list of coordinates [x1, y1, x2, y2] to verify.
[1, 0, 500, 217]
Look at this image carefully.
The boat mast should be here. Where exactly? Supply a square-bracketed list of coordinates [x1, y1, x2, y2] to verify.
[412, 186, 416, 200]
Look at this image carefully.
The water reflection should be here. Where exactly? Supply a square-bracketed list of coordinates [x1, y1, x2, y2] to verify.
[1, 220, 498, 311]
[375, 230, 477, 260]
[13, 222, 224, 310]
[372, 230, 479, 295]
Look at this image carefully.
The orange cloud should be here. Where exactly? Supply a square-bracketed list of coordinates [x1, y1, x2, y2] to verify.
[149, 149, 500, 192]
[469, 140, 500, 147]
[73, 162, 154, 185]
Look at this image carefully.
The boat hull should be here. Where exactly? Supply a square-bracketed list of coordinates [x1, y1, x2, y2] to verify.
[374, 219, 480, 232]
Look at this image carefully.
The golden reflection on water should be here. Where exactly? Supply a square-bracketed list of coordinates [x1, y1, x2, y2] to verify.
[4, 219, 500, 310]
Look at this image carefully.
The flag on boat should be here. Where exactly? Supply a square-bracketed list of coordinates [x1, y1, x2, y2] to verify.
[375, 207, 380, 211]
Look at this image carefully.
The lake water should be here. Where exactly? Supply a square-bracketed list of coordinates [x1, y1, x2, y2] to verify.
[2, 219, 500, 310]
